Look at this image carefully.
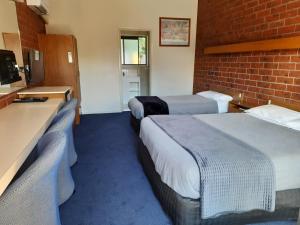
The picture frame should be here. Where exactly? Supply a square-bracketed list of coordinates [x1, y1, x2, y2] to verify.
[159, 17, 191, 47]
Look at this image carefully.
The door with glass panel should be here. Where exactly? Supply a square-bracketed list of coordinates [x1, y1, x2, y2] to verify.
[120, 31, 149, 110]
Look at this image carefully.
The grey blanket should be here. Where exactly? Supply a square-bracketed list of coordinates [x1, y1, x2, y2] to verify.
[128, 95, 218, 119]
[161, 95, 218, 115]
[150, 115, 275, 219]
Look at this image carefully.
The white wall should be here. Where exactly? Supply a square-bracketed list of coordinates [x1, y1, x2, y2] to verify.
[47, 0, 198, 114]
[0, 1, 20, 88]
[0, 1, 19, 50]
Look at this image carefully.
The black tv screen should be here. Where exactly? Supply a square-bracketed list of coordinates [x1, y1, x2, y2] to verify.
[26, 49, 45, 85]
[0, 50, 22, 85]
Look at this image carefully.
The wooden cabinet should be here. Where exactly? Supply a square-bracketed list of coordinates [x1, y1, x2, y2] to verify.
[229, 101, 256, 113]
[38, 34, 81, 124]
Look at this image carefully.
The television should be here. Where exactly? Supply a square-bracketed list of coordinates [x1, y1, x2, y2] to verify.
[25, 49, 45, 85]
[0, 50, 22, 85]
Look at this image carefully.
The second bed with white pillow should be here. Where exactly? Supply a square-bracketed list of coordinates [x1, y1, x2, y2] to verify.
[128, 91, 233, 120]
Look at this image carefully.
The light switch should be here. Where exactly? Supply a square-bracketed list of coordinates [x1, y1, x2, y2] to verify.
[34, 50, 40, 61]
[68, 52, 73, 63]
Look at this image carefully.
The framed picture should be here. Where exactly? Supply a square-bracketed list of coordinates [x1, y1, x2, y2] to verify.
[159, 17, 191, 47]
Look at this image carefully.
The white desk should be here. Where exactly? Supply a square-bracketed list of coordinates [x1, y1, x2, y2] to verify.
[0, 87, 23, 96]
[18, 86, 72, 95]
[0, 98, 63, 196]
[17, 86, 80, 124]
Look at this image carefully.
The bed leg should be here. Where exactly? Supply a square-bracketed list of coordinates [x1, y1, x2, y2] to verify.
[297, 209, 300, 225]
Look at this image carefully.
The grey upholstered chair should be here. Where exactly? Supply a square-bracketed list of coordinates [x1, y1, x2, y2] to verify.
[0, 132, 66, 225]
[59, 98, 78, 116]
[50, 108, 78, 166]
[38, 131, 75, 205]
[51, 98, 78, 125]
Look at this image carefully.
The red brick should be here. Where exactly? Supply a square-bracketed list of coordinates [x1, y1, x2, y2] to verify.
[274, 56, 290, 62]
[260, 88, 275, 95]
[264, 63, 278, 69]
[250, 74, 262, 80]
[248, 86, 260, 92]
[248, 56, 260, 62]
[290, 71, 300, 77]
[291, 56, 300, 62]
[291, 93, 300, 100]
[278, 25, 295, 34]
[276, 76, 294, 84]
[285, 16, 300, 25]
[273, 70, 289, 76]
[287, 1, 300, 10]
[287, 85, 300, 92]
[278, 63, 296, 70]
[270, 83, 287, 90]
[271, 5, 286, 14]
[245, 80, 257, 86]
[262, 75, 277, 82]
[258, 81, 271, 88]
[275, 90, 291, 98]
[280, 9, 297, 19]
[259, 69, 273, 75]
[294, 78, 300, 85]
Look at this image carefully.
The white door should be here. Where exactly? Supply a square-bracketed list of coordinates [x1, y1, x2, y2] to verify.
[122, 68, 140, 109]
[120, 32, 149, 110]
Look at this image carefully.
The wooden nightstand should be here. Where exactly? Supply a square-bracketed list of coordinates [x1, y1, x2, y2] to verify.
[229, 100, 256, 113]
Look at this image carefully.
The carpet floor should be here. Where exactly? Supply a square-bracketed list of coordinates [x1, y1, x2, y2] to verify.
[60, 112, 297, 225]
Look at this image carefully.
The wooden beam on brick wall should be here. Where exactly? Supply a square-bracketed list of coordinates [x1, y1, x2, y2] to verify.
[204, 36, 300, 54]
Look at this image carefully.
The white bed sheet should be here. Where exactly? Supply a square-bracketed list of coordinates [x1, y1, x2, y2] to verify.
[140, 115, 300, 200]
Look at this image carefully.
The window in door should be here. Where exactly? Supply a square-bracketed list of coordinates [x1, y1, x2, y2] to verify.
[121, 36, 147, 65]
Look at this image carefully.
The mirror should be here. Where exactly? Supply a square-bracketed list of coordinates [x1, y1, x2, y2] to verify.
[0, 0, 26, 93]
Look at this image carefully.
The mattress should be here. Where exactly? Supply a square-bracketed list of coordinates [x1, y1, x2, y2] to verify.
[129, 95, 226, 120]
[139, 113, 300, 199]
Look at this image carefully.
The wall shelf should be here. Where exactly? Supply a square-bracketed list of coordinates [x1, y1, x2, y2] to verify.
[204, 36, 300, 55]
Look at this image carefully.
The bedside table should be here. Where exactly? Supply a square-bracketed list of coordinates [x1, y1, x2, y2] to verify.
[229, 101, 256, 113]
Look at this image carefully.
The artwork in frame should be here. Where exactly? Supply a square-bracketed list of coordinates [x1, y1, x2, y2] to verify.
[159, 17, 191, 47]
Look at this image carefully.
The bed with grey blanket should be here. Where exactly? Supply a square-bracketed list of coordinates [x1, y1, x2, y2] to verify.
[150, 115, 276, 219]
[140, 113, 300, 223]
[129, 95, 219, 120]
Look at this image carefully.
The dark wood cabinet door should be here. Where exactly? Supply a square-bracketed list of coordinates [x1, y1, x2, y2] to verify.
[38, 34, 80, 99]
[38, 34, 81, 124]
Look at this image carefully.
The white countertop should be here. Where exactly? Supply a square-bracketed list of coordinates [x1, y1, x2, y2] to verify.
[0, 98, 64, 196]
[0, 87, 24, 96]
[18, 86, 72, 95]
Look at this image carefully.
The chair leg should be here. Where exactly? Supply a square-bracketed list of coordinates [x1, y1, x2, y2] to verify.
[297, 209, 300, 225]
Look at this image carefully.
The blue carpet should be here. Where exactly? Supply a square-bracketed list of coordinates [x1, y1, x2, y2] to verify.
[60, 112, 297, 225]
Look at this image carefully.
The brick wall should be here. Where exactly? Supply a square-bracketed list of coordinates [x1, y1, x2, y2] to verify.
[15, 1, 46, 55]
[194, 0, 300, 105]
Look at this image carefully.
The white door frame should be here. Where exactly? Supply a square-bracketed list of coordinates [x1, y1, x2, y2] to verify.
[118, 29, 151, 111]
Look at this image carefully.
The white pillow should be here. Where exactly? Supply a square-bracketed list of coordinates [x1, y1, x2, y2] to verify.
[197, 91, 233, 113]
[284, 118, 300, 131]
[197, 91, 233, 102]
[246, 104, 300, 125]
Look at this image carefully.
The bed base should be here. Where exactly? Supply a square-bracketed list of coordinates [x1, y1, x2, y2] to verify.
[130, 113, 141, 134]
[138, 140, 300, 225]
